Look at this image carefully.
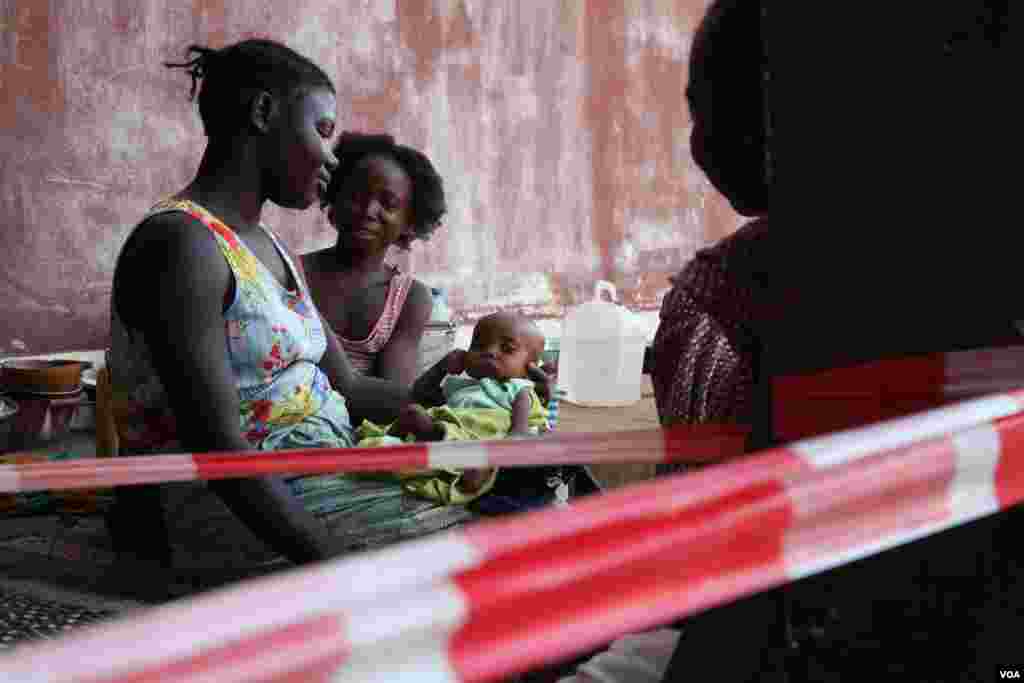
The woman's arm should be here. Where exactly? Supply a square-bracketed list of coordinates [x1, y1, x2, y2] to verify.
[123, 215, 340, 564]
[287, 246, 415, 425]
[409, 349, 467, 408]
[309, 301, 413, 426]
[375, 279, 433, 387]
[311, 298, 456, 422]
[291, 246, 451, 421]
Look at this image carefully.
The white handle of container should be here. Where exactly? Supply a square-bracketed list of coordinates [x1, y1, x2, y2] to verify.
[594, 280, 617, 303]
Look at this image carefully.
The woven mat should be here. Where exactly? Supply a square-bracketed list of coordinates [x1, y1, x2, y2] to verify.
[0, 577, 143, 651]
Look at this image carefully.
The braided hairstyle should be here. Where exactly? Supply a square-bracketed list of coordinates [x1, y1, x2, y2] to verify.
[165, 39, 334, 140]
[321, 132, 447, 249]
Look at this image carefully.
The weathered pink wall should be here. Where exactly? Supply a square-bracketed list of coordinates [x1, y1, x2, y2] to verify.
[0, 0, 742, 355]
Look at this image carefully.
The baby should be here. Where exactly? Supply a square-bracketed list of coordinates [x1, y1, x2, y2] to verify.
[356, 312, 549, 502]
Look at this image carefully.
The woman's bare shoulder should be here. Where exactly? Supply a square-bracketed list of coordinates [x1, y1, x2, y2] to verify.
[401, 278, 434, 323]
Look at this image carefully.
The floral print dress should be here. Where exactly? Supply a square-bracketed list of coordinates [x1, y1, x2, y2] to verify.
[109, 198, 354, 453]
[109, 199, 474, 568]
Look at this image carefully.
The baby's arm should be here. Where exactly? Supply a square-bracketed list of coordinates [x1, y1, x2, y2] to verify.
[509, 389, 533, 436]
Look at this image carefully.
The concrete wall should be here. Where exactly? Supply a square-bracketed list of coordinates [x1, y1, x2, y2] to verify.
[0, 0, 742, 356]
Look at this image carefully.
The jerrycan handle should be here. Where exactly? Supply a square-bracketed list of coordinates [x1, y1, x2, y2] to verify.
[593, 280, 618, 303]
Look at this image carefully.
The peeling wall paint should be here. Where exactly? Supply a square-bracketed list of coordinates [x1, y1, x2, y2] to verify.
[0, 0, 742, 355]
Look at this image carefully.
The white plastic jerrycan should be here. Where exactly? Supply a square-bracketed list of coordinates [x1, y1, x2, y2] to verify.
[558, 280, 647, 407]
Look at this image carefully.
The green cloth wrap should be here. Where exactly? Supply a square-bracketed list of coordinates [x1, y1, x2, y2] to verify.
[356, 376, 549, 505]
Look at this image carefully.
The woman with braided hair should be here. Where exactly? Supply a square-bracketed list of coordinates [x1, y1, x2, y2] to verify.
[107, 39, 484, 578]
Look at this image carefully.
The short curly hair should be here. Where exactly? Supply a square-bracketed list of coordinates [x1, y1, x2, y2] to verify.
[320, 132, 447, 250]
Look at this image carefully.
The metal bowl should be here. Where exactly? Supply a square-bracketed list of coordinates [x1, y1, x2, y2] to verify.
[0, 359, 84, 395]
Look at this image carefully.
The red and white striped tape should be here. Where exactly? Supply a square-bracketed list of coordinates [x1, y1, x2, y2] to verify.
[0, 423, 748, 494]
[772, 345, 1024, 441]
[4, 389, 1022, 682]
[6, 346, 1022, 495]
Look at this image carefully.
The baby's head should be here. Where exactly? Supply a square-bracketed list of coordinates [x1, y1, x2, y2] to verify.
[464, 312, 545, 381]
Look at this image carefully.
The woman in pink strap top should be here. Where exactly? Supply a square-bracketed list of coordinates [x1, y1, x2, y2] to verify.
[301, 133, 443, 404]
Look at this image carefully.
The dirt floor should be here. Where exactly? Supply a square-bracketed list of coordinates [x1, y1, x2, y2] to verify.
[555, 377, 660, 490]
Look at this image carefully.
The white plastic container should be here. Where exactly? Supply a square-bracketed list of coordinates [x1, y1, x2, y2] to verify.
[558, 280, 647, 407]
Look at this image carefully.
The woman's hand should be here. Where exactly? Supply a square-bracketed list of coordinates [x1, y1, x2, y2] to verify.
[411, 349, 465, 408]
[446, 349, 467, 375]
